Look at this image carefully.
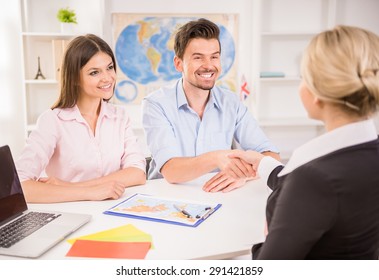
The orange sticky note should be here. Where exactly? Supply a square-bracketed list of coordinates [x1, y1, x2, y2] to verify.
[66, 240, 151, 259]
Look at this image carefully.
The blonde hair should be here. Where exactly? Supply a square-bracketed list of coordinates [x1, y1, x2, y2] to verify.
[301, 25, 379, 116]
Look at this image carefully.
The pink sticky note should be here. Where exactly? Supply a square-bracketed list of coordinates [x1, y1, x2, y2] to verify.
[66, 240, 151, 259]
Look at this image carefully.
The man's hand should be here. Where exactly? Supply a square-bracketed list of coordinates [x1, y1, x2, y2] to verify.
[228, 150, 266, 172]
[202, 170, 256, 193]
[216, 150, 255, 179]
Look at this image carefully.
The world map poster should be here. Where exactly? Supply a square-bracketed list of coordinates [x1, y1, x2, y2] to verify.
[112, 14, 238, 104]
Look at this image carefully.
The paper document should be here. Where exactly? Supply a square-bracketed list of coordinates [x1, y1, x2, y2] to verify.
[104, 193, 221, 227]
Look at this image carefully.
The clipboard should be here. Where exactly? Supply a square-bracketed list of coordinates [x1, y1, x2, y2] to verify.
[103, 193, 222, 227]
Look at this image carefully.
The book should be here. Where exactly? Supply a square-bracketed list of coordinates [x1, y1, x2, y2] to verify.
[260, 71, 285, 78]
[104, 193, 221, 227]
[52, 39, 70, 81]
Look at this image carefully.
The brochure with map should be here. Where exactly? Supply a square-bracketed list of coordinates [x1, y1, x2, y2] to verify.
[103, 193, 222, 227]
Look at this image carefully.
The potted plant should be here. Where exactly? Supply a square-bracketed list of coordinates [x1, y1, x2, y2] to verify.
[57, 7, 77, 33]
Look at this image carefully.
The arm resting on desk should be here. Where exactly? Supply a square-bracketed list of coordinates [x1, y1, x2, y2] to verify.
[22, 167, 146, 203]
[161, 150, 254, 184]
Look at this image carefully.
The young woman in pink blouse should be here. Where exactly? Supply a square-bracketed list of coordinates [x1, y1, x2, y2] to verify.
[16, 34, 146, 203]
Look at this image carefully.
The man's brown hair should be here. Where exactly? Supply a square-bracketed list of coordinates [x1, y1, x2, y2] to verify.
[174, 18, 221, 59]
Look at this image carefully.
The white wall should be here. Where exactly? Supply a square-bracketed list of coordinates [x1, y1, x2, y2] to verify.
[23, 0, 102, 34]
[0, 0, 25, 158]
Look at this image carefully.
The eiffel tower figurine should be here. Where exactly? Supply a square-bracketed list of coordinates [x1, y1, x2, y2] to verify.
[34, 56, 46, 80]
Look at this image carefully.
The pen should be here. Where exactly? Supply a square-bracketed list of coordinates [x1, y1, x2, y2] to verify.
[173, 204, 192, 218]
[195, 206, 212, 219]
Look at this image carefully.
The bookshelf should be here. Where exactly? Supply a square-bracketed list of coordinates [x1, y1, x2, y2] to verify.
[250, 0, 379, 158]
[19, 0, 102, 136]
[21, 34, 72, 133]
[251, 0, 333, 128]
[20, 0, 74, 135]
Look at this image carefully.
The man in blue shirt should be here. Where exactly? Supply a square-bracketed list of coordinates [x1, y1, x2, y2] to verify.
[142, 18, 280, 192]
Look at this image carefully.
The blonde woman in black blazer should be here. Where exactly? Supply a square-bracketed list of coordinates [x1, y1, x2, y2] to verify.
[232, 25, 379, 259]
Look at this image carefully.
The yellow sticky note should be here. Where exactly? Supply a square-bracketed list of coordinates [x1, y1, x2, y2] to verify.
[67, 224, 152, 245]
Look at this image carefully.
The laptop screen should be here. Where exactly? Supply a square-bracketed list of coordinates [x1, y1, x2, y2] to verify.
[0, 145, 28, 226]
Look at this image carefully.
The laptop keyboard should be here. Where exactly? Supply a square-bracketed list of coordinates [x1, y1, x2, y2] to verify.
[0, 212, 61, 248]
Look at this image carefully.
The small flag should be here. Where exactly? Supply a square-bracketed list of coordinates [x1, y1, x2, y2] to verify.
[239, 75, 250, 101]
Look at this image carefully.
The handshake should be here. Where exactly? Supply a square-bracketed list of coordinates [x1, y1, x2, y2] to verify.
[202, 150, 269, 193]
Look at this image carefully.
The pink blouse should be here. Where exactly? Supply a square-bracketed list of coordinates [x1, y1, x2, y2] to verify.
[16, 101, 146, 182]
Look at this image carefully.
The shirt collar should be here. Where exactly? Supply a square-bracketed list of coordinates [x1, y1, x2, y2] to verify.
[100, 100, 117, 119]
[176, 78, 220, 110]
[278, 119, 378, 177]
[210, 86, 221, 110]
[55, 100, 116, 122]
[176, 79, 188, 109]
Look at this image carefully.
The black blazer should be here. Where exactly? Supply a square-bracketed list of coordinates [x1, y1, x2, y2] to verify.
[253, 138, 379, 260]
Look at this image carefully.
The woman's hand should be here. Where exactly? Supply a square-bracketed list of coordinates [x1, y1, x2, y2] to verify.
[38, 176, 72, 187]
[38, 177, 125, 201]
[228, 150, 265, 172]
[85, 181, 125, 201]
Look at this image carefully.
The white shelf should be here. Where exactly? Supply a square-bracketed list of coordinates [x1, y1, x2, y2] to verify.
[260, 76, 301, 82]
[261, 31, 319, 36]
[22, 32, 78, 40]
[25, 79, 58, 84]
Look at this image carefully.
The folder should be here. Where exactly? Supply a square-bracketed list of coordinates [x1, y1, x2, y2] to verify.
[104, 193, 221, 227]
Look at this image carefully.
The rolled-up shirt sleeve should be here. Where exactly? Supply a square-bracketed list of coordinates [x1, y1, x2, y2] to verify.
[234, 103, 280, 154]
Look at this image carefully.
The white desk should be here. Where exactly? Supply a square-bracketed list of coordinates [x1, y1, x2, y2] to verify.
[1, 174, 269, 260]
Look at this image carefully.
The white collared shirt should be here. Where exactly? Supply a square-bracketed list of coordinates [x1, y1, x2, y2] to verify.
[258, 119, 378, 182]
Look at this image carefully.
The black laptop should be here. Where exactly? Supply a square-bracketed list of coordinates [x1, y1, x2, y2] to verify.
[0, 145, 91, 258]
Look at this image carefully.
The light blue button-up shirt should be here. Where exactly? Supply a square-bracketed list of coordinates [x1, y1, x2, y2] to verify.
[142, 79, 279, 179]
